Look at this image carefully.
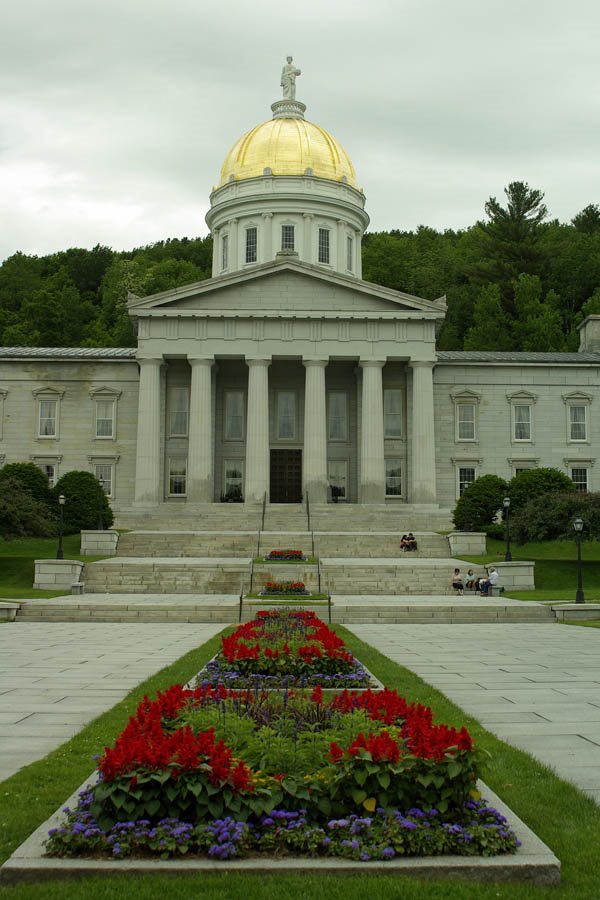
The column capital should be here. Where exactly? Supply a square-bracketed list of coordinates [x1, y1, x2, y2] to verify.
[359, 359, 386, 369]
[262, 212, 273, 220]
[136, 356, 163, 369]
[187, 357, 214, 368]
[303, 358, 328, 369]
[246, 357, 272, 368]
[409, 359, 435, 370]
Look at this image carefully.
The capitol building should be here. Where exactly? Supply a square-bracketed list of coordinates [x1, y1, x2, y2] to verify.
[1, 61, 599, 520]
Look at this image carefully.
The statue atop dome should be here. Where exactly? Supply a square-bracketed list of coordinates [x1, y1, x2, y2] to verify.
[280, 56, 301, 100]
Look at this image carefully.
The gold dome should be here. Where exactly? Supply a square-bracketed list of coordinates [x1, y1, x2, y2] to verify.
[218, 116, 358, 189]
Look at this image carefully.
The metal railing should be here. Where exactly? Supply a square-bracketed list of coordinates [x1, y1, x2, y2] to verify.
[317, 550, 321, 594]
[306, 491, 311, 531]
[327, 581, 332, 625]
[249, 557, 255, 594]
[238, 579, 244, 623]
[261, 492, 267, 531]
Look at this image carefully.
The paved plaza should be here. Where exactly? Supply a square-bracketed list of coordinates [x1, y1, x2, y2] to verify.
[349, 623, 600, 804]
[0, 622, 222, 782]
[2, 620, 600, 808]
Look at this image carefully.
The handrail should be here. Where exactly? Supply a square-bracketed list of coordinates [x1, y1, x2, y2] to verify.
[238, 580, 244, 623]
[261, 491, 267, 531]
[256, 528, 261, 560]
[249, 557, 255, 594]
[327, 582, 332, 625]
[311, 529, 315, 560]
[306, 490, 311, 531]
[317, 550, 321, 594]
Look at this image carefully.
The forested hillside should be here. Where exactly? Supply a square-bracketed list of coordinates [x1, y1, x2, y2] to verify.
[1, 182, 599, 351]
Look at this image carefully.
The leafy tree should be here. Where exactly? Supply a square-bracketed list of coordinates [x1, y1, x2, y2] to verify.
[507, 467, 575, 513]
[52, 471, 113, 534]
[463, 284, 512, 350]
[511, 274, 565, 351]
[0, 478, 56, 538]
[511, 491, 600, 542]
[572, 204, 600, 234]
[452, 474, 508, 530]
[0, 462, 52, 506]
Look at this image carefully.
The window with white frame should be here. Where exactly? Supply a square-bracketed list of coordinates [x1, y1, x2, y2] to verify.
[95, 398, 115, 438]
[224, 391, 244, 440]
[513, 404, 532, 441]
[277, 391, 296, 440]
[385, 459, 402, 497]
[346, 235, 354, 272]
[384, 389, 402, 438]
[95, 463, 114, 498]
[318, 228, 330, 264]
[38, 399, 58, 437]
[281, 224, 295, 251]
[569, 405, 587, 442]
[571, 467, 588, 492]
[169, 387, 189, 437]
[458, 466, 476, 496]
[327, 392, 347, 441]
[41, 463, 57, 487]
[245, 227, 257, 264]
[328, 459, 347, 500]
[221, 233, 229, 271]
[223, 459, 244, 501]
[457, 403, 476, 441]
[168, 459, 187, 495]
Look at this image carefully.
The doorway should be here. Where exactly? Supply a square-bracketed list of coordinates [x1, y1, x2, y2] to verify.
[270, 449, 302, 503]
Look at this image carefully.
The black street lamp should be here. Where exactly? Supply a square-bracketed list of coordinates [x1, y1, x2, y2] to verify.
[56, 494, 65, 560]
[97, 477, 105, 531]
[574, 517, 585, 604]
[503, 496, 512, 562]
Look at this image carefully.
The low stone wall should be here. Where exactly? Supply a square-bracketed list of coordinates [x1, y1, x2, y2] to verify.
[80, 530, 119, 557]
[34, 560, 84, 591]
[448, 532, 487, 557]
[490, 560, 535, 591]
[0, 601, 19, 621]
[552, 603, 600, 621]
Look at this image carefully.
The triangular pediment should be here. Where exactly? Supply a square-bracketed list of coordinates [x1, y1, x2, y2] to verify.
[128, 260, 446, 321]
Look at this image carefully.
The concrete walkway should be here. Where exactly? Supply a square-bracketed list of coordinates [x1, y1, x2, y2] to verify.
[349, 623, 600, 804]
[0, 622, 223, 783]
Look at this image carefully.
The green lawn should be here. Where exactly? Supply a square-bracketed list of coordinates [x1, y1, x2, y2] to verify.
[0, 535, 105, 599]
[463, 537, 600, 603]
[1, 627, 600, 898]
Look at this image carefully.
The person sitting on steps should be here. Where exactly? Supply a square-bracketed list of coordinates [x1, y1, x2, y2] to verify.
[407, 532, 418, 552]
[450, 568, 464, 596]
[465, 568, 477, 591]
[479, 566, 499, 596]
[400, 534, 409, 551]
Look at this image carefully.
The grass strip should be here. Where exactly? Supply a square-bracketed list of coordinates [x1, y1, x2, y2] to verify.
[1, 626, 599, 898]
[0, 535, 108, 600]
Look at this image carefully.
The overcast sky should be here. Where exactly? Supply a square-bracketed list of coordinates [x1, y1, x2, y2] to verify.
[1, 0, 599, 263]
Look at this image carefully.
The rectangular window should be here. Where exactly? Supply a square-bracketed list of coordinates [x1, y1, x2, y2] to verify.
[95, 399, 114, 438]
[346, 235, 353, 272]
[513, 405, 531, 441]
[169, 387, 189, 437]
[384, 389, 402, 438]
[457, 404, 475, 441]
[569, 406, 587, 441]
[458, 467, 476, 496]
[245, 227, 257, 264]
[95, 463, 113, 498]
[318, 228, 330, 264]
[223, 459, 244, 501]
[328, 392, 348, 441]
[571, 468, 588, 492]
[281, 224, 295, 251]
[41, 464, 56, 488]
[328, 459, 347, 501]
[221, 234, 229, 271]
[39, 400, 57, 437]
[277, 391, 296, 440]
[385, 459, 402, 497]
[168, 459, 187, 496]
[224, 391, 244, 441]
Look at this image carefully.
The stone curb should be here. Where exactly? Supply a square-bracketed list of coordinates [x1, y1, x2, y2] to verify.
[0, 780, 560, 885]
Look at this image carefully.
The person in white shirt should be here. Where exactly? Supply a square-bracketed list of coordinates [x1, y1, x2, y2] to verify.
[479, 567, 499, 596]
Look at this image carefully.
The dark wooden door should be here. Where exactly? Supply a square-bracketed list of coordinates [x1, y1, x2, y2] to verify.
[270, 449, 302, 503]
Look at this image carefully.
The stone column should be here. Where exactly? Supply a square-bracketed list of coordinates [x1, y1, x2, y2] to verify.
[262, 213, 273, 263]
[359, 360, 385, 503]
[187, 358, 214, 502]
[337, 219, 346, 271]
[245, 359, 271, 503]
[303, 359, 328, 502]
[303, 213, 313, 264]
[410, 360, 437, 504]
[134, 357, 163, 505]
[229, 218, 239, 270]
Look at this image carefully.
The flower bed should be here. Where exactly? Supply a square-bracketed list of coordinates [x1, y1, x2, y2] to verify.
[195, 609, 371, 688]
[260, 580, 310, 595]
[264, 549, 307, 561]
[45, 681, 519, 861]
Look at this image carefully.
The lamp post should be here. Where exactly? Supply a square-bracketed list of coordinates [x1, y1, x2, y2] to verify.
[503, 496, 512, 562]
[97, 477, 105, 531]
[56, 494, 65, 560]
[574, 517, 585, 604]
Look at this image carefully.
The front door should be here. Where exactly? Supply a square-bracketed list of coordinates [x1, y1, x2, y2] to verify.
[270, 449, 302, 503]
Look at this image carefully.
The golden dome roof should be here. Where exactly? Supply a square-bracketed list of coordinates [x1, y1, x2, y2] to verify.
[218, 116, 358, 189]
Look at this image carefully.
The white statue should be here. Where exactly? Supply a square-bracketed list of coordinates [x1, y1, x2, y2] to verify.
[280, 56, 301, 100]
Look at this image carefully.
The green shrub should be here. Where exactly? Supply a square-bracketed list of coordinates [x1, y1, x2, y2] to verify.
[507, 467, 575, 512]
[0, 462, 52, 506]
[452, 474, 508, 530]
[512, 491, 600, 542]
[52, 470, 114, 534]
[0, 478, 56, 538]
